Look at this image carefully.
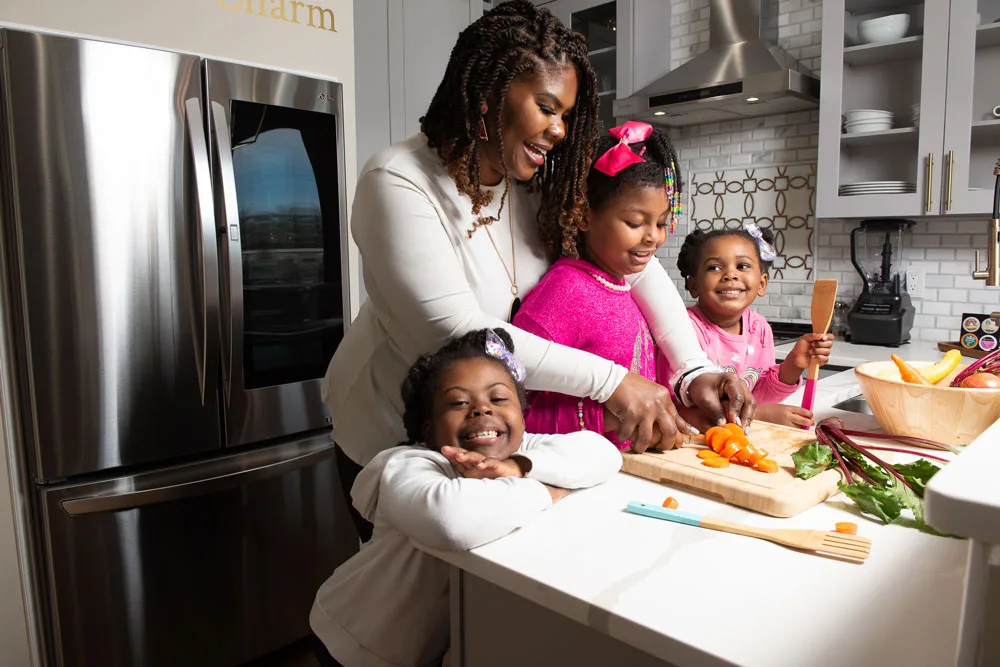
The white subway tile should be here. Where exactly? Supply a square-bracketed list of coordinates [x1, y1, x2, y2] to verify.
[789, 8, 815, 23]
[925, 274, 955, 288]
[920, 302, 951, 315]
[939, 261, 970, 274]
[763, 138, 786, 150]
[779, 0, 804, 14]
[924, 248, 955, 260]
[741, 140, 764, 152]
[753, 127, 777, 139]
[937, 288, 970, 302]
[709, 133, 732, 145]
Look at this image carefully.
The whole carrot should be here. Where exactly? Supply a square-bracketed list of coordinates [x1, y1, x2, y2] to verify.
[891, 354, 931, 385]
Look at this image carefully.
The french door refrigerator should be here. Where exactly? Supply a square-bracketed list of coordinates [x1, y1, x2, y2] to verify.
[0, 29, 358, 666]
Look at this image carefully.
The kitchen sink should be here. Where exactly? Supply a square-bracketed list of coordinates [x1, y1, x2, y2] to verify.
[831, 395, 873, 415]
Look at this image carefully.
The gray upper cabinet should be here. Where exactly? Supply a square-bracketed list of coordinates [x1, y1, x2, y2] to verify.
[817, 0, 1000, 219]
[942, 0, 1000, 216]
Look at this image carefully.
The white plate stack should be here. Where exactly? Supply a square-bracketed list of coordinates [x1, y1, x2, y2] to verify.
[838, 181, 918, 196]
[911, 102, 920, 128]
[843, 109, 893, 134]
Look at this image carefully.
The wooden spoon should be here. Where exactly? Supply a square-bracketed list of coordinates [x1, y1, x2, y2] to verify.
[801, 279, 838, 420]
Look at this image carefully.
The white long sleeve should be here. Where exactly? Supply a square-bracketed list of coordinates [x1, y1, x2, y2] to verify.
[629, 259, 711, 373]
[373, 432, 620, 552]
[517, 431, 623, 489]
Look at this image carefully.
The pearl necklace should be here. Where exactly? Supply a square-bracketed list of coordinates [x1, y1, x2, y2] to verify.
[589, 272, 631, 292]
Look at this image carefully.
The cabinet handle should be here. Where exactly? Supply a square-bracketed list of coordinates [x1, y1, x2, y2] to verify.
[945, 150, 954, 211]
[925, 153, 934, 213]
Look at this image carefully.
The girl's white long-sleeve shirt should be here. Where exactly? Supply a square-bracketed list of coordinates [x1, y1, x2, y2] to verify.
[324, 134, 710, 466]
[309, 431, 623, 667]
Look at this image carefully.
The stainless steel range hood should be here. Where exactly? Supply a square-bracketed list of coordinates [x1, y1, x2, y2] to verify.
[614, 0, 820, 127]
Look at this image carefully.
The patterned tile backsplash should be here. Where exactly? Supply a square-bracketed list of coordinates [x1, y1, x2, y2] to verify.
[689, 164, 816, 282]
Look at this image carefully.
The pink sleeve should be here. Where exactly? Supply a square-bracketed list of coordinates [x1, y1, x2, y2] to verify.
[749, 317, 800, 404]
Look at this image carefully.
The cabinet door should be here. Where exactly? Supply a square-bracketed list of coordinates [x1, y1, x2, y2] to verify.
[941, 0, 1000, 216]
[817, 0, 951, 219]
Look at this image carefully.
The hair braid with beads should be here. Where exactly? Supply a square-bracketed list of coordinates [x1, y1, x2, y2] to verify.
[586, 127, 683, 214]
[420, 0, 599, 259]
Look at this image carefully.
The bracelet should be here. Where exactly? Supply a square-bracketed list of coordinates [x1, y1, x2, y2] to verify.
[577, 399, 586, 430]
[673, 364, 725, 407]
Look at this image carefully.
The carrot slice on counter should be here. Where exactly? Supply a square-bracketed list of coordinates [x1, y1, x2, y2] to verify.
[719, 441, 741, 459]
[755, 459, 779, 474]
[834, 522, 858, 535]
[747, 448, 769, 466]
[703, 456, 731, 468]
[662, 496, 679, 509]
[697, 450, 721, 460]
[705, 427, 729, 453]
[723, 423, 745, 438]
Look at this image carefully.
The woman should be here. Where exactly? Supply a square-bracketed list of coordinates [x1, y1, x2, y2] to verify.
[323, 0, 754, 542]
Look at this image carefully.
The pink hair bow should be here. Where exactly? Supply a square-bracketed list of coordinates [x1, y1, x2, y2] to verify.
[593, 121, 653, 176]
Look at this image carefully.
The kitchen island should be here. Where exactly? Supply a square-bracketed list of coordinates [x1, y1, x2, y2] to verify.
[424, 366, 972, 667]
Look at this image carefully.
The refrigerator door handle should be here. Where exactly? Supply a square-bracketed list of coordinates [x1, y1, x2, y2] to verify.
[210, 101, 243, 406]
[184, 98, 220, 406]
[59, 439, 336, 515]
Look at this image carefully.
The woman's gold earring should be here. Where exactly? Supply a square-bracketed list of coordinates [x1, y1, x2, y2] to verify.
[479, 104, 489, 141]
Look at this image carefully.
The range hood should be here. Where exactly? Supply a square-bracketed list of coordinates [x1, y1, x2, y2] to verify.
[614, 0, 820, 127]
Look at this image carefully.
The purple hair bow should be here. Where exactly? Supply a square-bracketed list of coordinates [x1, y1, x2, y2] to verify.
[744, 222, 778, 262]
[593, 121, 653, 176]
[485, 330, 525, 383]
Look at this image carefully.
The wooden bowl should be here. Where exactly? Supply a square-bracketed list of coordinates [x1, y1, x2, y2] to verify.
[855, 360, 1000, 445]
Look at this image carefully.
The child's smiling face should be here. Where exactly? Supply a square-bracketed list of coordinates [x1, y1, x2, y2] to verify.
[427, 357, 525, 459]
[579, 185, 669, 279]
[689, 234, 768, 327]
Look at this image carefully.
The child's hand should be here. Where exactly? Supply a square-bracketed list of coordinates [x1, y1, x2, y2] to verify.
[779, 333, 834, 384]
[755, 403, 814, 428]
[440, 446, 526, 479]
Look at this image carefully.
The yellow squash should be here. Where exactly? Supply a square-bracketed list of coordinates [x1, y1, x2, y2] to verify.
[919, 349, 963, 385]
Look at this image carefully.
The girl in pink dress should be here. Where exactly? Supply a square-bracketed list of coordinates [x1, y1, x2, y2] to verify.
[658, 227, 834, 428]
[513, 121, 694, 450]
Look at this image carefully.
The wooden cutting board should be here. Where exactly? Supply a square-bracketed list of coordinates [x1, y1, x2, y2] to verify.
[620, 421, 843, 518]
[937, 341, 988, 359]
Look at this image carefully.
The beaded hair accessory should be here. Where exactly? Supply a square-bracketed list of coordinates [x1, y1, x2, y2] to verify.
[485, 329, 526, 383]
[744, 221, 778, 261]
[665, 160, 682, 235]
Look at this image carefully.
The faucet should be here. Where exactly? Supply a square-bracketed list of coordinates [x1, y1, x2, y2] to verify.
[972, 158, 1000, 287]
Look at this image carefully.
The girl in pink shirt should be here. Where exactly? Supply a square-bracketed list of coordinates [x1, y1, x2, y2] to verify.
[514, 122, 701, 450]
[658, 227, 833, 428]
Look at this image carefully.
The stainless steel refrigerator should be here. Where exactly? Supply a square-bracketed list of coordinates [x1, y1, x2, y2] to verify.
[0, 29, 359, 666]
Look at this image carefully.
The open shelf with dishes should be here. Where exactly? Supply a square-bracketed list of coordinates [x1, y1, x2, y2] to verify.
[819, 0, 1000, 217]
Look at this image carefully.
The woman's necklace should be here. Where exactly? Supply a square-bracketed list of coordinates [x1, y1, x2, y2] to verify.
[484, 180, 521, 322]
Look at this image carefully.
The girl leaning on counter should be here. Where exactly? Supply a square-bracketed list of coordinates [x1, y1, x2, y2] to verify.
[321, 0, 755, 544]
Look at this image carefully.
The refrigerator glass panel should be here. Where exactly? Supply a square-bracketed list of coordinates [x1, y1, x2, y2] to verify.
[230, 101, 345, 390]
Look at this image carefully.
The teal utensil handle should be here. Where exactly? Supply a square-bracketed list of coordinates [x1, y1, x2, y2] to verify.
[625, 502, 703, 527]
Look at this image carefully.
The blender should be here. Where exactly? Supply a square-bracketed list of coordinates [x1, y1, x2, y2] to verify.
[848, 219, 915, 346]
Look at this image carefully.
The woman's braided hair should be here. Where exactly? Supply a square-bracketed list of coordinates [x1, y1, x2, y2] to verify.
[676, 227, 777, 283]
[400, 328, 527, 447]
[420, 0, 600, 260]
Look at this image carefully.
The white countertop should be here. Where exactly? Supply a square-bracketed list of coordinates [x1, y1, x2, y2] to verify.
[774, 338, 950, 368]
[427, 365, 972, 667]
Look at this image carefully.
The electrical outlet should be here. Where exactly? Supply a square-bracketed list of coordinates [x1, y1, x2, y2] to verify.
[906, 266, 925, 299]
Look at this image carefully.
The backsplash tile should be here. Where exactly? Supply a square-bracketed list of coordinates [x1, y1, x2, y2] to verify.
[688, 164, 816, 282]
[660, 0, 998, 343]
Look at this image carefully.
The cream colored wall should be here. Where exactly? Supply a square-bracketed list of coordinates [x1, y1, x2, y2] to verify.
[0, 2, 358, 664]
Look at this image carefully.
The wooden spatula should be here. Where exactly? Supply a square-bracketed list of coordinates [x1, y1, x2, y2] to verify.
[801, 279, 838, 419]
[626, 502, 871, 561]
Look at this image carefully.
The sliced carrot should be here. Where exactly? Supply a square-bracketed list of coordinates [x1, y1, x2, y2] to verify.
[703, 456, 731, 468]
[755, 459, 779, 474]
[747, 447, 769, 466]
[834, 522, 858, 535]
[733, 443, 756, 465]
[719, 441, 741, 459]
[697, 450, 721, 460]
[662, 496, 679, 509]
[723, 423, 745, 438]
[705, 427, 729, 453]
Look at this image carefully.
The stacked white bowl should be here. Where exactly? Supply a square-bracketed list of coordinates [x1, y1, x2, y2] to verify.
[911, 102, 920, 128]
[857, 14, 910, 44]
[844, 109, 893, 134]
